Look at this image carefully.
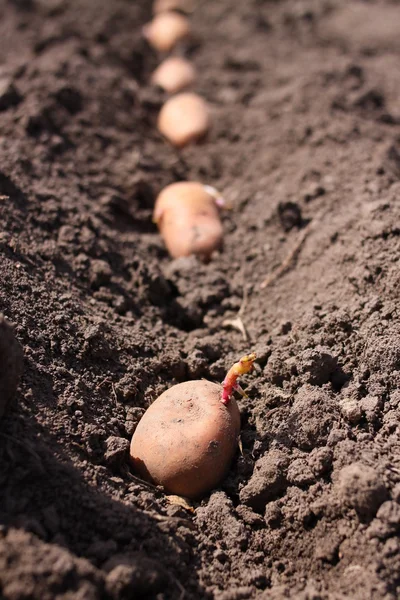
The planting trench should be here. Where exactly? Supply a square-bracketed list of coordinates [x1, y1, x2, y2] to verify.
[1, 0, 400, 598]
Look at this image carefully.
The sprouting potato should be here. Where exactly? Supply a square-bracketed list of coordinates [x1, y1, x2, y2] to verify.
[130, 354, 256, 499]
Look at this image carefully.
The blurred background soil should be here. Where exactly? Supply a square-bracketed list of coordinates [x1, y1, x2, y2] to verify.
[1, 0, 400, 598]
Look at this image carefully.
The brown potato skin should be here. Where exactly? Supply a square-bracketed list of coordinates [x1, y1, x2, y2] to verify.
[157, 93, 210, 148]
[154, 182, 223, 259]
[130, 380, 241, 499]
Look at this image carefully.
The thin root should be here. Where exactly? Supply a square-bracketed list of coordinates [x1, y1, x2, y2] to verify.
[260, 222, 312, 289]
[122, 466, 159, 490]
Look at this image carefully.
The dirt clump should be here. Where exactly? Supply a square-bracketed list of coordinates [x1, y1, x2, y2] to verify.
[336, 463, 388, 521]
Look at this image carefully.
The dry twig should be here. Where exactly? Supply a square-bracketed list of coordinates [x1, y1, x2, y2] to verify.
[222, 286, 250, 341]
[166, 495, 195, 513]
[96, 377, 118, 405]
[260, 222, 313, 289]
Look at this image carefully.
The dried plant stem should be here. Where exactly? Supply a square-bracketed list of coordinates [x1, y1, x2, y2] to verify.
[222, 286, 250, 341]
[260, 222, 312, 289]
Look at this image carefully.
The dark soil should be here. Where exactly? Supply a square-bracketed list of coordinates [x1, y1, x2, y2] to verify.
[1, 0, 400, 598]
[0, 316, 23, 418]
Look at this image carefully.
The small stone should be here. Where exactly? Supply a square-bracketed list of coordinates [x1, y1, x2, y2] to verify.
[339, 398, 362, 424]
[104, 436, 129, 467]
[361, 395, 381, 421]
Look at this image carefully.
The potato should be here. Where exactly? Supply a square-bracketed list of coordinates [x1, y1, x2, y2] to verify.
[130, 380, 240, 499]
[153, 181, 223, 259]
[151, 57, 196, 94]
[143, 12, 191, 53]
[157, 92, 210, 147]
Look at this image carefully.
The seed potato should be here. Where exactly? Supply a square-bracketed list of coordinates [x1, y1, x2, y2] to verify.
[143, 12, 191, 53]
[158, 92, 210, 147]
[130, 380, 240, 499]
[152, 57, 196, 94]
[153, 181, 223, 259]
